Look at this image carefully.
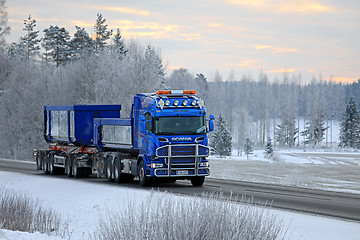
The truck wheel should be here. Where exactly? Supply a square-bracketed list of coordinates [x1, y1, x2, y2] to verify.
[72, 157, 80, 178]
[65, 156, 72, 177]
[36, 151, 41, 170]
[42, 154, 49, 175]
[105, 157, 113, 182]
[49, 153, 56, 175]
[114, 157, 124, 183]
[138, 161, 151, 187]
[191, 176, 205, 187]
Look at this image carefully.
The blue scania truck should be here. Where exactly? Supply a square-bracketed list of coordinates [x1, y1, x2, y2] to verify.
[34, 90, 214, 186]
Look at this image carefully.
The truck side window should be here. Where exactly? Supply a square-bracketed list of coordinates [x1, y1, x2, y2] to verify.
[145, 112, 151, 132]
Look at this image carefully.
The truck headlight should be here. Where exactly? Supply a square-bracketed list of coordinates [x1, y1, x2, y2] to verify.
[151, 163, 164, 168]
[199, 162, 209, 167]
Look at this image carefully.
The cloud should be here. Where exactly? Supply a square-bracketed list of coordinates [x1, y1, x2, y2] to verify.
[266, 68, 298, 73]
[234, 59, 262, 67]
[254, 44, 297, 53]
[87, 5, 150, 16]
[226, 0, 335, 14]
[331, 77, 358, 83]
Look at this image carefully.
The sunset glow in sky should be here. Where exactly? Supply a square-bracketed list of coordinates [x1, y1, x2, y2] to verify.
[6, 0, 360, 83]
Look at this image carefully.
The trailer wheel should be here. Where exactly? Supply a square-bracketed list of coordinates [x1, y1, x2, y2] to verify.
[65, 155, 72, 177]
[138, 161, 151, 187]
[72, 157, 80, 178]
[105, 157, 113, 182]
[49, 153, 56, 175]
[190, 176, 205, 187]
[42, 153, 49, 175]
[35, 151, 41, 170]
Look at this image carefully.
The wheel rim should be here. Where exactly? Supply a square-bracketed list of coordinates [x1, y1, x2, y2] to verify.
[140, 166, 145, 181]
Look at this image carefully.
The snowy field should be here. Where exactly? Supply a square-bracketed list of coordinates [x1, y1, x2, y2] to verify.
[209, 149, 360, 194]
[1, 170, 360, 240]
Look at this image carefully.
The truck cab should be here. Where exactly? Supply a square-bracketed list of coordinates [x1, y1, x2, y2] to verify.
[133, 90, 214, 186]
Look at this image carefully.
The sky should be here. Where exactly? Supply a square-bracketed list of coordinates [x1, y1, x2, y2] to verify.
[4, 0, 360, 83]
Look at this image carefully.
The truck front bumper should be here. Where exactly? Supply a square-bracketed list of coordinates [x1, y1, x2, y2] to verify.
[153, 144, 210, 177]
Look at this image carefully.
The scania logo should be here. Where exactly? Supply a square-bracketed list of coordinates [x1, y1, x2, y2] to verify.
[171, 137, 192, 141]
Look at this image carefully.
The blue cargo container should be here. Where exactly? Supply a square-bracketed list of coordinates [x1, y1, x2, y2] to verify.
[44, 105, 121, 146]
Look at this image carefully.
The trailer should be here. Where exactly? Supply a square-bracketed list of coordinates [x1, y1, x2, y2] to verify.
[35, 90, 214, 186]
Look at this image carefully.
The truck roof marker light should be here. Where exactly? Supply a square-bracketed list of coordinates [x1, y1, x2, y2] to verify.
[183, 90, 197, 95]
[156, 90, 197, 95]
[156, 90, 171, 95]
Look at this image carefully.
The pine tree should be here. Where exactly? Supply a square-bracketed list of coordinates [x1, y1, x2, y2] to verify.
[244, 138, 253, 159]
[94, 13, 112, 52]
[112, 28, 127, 57]
[275, 116, 298, 147]
[264, 137, 274, 157]
[339, 96, 360, 148]
[42, 25, 71, 66]
[0, 0, 10, 47]
[210, 114, 232, 157]
[69, 26, 94, 59]
[301, 110, 328, 147]
[20, 15, 40, 60]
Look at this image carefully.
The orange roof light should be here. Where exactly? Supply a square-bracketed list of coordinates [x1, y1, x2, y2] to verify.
[183, 90, 197, 95]
[156, 90, 172, 95]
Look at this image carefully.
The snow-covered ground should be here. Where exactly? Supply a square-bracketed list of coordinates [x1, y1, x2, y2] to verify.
[209, 149, 360, 194]
[1, 170, 360, 240]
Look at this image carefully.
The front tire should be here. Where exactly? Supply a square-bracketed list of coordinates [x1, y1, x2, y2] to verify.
[191, 176, 205, 187]
[138, 161, 151, 187]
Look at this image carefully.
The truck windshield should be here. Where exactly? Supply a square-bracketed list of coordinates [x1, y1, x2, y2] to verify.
[153, 116, 206, 135]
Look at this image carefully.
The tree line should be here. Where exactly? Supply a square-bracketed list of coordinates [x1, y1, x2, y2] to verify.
[1, 0, 359, 160]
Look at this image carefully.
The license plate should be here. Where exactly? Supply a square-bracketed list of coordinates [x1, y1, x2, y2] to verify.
[176, 170, 188, 175]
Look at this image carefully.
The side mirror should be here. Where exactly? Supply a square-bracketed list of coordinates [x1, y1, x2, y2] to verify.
[208, 115, 215, 132]
[139, 115, 146, 132]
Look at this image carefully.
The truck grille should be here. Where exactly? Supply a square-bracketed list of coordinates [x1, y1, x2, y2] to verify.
[156, 144, 209, 169]
[156, 145, 209, 158]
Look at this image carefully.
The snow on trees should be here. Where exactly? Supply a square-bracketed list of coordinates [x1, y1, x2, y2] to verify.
[210, 114, 232, 157]
[264, 137, 274, 158]
[275, 116, 298, 147]
[339, 96, 360, 149]
[301, 110, 328, 147]
[42, 25, 71, 66]
[94, 13, 112, 52]
[69, 26, 94, 59]
[244, 138, 253, 159]
[112, 28, 127, 57]
[0, 0, 10, 47]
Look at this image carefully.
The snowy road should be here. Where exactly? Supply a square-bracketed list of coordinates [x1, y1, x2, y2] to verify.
[0, 158, 359, 222]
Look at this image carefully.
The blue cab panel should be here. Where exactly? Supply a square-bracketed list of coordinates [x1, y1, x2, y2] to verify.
[44, 105, 121, 146]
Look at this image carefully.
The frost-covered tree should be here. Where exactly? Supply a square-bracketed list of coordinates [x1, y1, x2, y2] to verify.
[42, 25, 71, 66]
[20, 15, 40, 60]
[0, 0, 10, 48]
[264, 137, 274, 157]
[94, 13, 112, 52]
[112, 28, 127, 57]
[339, 96, 360, 148]
[210, 114, 232, 157]
[275, 116, 298, 147]
[166, 68, 194, 90]
[244, 138, 253, 159]
[301, 110, 328, 147]
[69, 26, 94, 59]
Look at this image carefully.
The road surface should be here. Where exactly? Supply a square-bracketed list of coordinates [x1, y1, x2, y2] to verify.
[0, 158, 359, 222]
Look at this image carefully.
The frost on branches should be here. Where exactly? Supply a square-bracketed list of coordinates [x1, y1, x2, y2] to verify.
[210, 114, 232, 157]
[339, 96, 360, 149]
